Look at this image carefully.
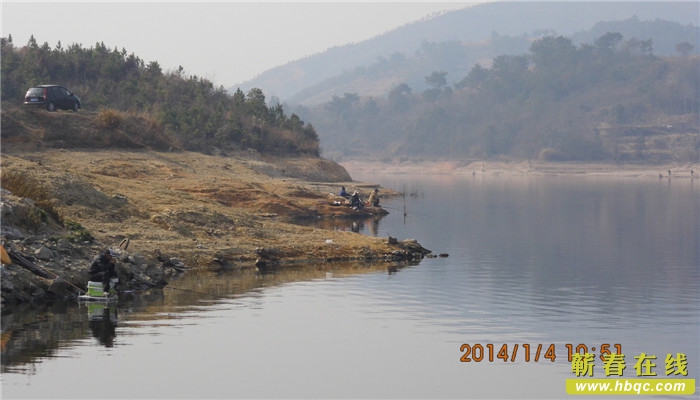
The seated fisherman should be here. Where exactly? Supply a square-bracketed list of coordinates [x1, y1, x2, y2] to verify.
[89, 249, 118, 294]
[367, 189, 380, 207]
[350, 191, 364, 209]
[339, 186, 350, 199]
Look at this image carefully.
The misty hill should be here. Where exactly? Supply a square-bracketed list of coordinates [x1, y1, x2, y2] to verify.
[288, 14, 699, 106]
[300, 36, 698, 164]
[234, 1, 699, 104]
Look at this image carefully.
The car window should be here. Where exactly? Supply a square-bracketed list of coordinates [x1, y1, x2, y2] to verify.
[27, 88, 44, 96]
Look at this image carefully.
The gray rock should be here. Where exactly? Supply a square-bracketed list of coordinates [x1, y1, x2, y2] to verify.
[2, 226, 25, 240]
[1, 200, 13, 216]
[1, 273, 14, 290]
[34, 246, 55, 260]
[20, 197, 36, 206]
[169, 257, 185, 268]
[56, 238, 73, 250]
[48, 277, 75, 298]
[128, 253, 148, 267]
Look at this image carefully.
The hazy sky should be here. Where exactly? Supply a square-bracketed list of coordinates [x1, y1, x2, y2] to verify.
[2, 2, 480, 87]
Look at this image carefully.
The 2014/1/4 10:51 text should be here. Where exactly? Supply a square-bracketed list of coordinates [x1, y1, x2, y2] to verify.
[459, 343, 623, 363]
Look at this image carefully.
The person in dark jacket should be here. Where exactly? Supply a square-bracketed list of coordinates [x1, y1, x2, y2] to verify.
[89, 249, 117, 294]
[350, 191, 364, 209]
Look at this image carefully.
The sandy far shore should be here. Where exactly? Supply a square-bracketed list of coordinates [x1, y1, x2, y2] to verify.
[340, 159, 700, 179]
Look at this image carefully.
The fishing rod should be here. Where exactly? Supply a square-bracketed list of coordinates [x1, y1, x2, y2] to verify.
[164, 286, 230, 299]
[380, 202, 432, 218]
[6, 248, 87, 295]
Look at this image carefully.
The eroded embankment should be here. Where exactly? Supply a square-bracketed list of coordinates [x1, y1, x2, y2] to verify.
[1, 149, 430, 305]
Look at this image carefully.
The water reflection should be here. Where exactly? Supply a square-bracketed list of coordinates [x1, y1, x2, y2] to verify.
[87, 303, 118, 347]
[287, 213, 384, 235]
[3, 175, 698, 398]
[1, 302, 82, 372]
[1, 290, 161, 373]
[0, 260, 412, 374]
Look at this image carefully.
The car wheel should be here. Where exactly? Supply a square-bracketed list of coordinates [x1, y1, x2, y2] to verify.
[47, 102, 56, 112]
[72, 102, 79, 112]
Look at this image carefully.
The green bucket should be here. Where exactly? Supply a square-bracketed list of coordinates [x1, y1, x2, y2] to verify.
[87, 281, 105, 297]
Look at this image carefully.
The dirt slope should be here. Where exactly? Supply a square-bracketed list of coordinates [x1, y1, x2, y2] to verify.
[0, 147, 428, 304]
[1, 105, 431, 304]
[2, 148, 420, 262]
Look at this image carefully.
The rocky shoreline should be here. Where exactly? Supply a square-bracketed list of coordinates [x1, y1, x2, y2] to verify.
[0, 198, 176, 304]
[341, 158, 699, 179]
[7, 149, 692, 306]
[1, 150, 432, 306]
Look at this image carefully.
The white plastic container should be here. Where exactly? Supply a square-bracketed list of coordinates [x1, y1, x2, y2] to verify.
[86, 278, 118, 296]
[87, 281, 105, 297]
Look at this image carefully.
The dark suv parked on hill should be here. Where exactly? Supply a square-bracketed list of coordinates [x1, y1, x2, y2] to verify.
[24, 85, 81, 112]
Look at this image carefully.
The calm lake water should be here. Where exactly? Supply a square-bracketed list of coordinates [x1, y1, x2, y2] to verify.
[2, 173, 699, 399]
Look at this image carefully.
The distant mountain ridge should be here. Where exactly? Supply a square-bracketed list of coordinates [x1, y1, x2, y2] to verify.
[233, 1, 699, 105]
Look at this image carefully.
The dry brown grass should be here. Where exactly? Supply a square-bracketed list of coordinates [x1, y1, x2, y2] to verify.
[0, 149, 400, 270]
[95, 108, 123, 130]
[0, 105, 177, 151]
[0, 170, 62, 225]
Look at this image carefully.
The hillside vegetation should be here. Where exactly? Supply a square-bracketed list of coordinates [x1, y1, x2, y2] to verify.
[0, 33, 432, 305]
[287, 16, 699, 105]
[302, 33, 699, 163]
[239, 2, 699, 103]
[1, 35, 319, 156]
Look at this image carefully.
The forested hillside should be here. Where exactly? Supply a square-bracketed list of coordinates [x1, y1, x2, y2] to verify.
[238, 2, 699, 104]
[302, 33, 699, 163]
[1, 35, 319, 156]
[286, 16, 699, 105]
